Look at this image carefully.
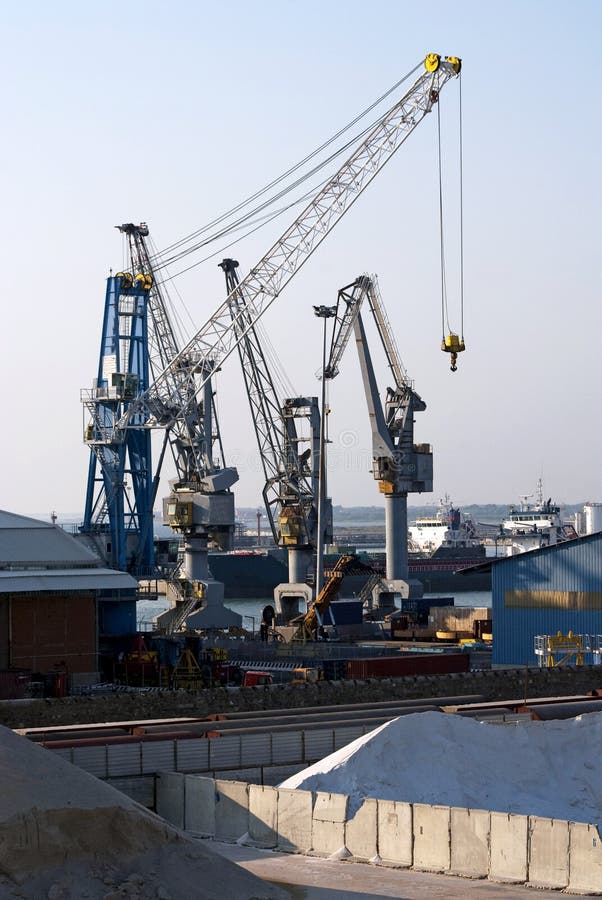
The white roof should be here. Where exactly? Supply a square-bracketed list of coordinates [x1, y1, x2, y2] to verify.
[0, 509, 137, 594]
[0, 569, 138, 593]
[0, 510, 101, 567]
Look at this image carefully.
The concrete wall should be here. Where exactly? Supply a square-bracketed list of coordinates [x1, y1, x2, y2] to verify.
[156, 773, 602, 894]
[4, 665, 602, 729]
[46, 723, 365, 788]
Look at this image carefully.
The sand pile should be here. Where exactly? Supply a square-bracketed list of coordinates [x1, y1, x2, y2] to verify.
[0, 725, 286, 900]
[280, 710, 602, 823]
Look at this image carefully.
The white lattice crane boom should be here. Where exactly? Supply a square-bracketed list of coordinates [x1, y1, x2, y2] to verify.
[108, 55, 460, 454]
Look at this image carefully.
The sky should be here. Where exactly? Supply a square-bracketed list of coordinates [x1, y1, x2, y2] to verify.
[0, 0, 600, 518]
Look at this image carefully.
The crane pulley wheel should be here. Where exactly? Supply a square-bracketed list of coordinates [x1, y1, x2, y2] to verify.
[425, 53, 441, 72]
[445, 56, 462, 74]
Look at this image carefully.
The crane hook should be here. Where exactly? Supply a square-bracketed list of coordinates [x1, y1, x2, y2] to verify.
[441, 333, 465, 372]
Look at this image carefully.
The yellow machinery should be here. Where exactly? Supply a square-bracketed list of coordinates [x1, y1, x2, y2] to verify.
[541, 631, 585, 668]
[171, 647, 204, 689]
[292, 554, 373, 642]
[291, 667, 322, 684]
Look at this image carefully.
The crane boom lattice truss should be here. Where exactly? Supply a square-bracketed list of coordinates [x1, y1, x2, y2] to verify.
[103, 57, 460, 453]
[220, 259, 320, 550]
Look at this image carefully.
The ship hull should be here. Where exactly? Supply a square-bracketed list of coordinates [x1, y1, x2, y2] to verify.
[208, 548, 490, 598]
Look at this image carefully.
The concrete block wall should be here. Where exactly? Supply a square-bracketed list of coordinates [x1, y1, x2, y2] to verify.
[156, 773, 602, 894]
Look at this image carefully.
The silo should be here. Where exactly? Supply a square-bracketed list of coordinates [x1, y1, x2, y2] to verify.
[574, 510, 586, 535]
[584, 502, 602, 535]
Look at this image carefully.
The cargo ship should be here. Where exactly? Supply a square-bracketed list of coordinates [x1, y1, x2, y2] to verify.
[205, 543, 490, 599]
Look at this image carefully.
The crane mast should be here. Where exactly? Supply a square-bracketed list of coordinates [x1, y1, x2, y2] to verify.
[219, 258, 332, 611]
[324, 274, 433, 607]
[82, 225, 238, 618]
[81, 262, 155, 574]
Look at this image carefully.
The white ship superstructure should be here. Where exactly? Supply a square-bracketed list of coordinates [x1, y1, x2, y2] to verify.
[409, 495, 480, 554]
[502, 480, 576, 555]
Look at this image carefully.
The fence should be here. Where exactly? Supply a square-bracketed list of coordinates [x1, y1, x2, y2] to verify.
[156, 773, 602, 894]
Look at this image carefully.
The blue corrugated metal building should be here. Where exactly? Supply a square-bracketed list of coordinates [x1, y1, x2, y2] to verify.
[490, 532, 602, 667]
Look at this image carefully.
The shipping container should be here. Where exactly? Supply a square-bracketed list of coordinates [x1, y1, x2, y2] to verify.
[345, 653, 469, 680]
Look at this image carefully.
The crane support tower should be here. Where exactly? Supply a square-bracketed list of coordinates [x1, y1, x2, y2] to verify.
[82, 224, 240, 627]
[80, 256, 155, 574]
[219, 258, 332, 620]
[326, 275, 433, 608]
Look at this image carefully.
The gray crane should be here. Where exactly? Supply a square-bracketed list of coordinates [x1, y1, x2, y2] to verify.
[90, 55, 460, 621]
[219, 258, 332, 620]
[325, 275, 433, 609]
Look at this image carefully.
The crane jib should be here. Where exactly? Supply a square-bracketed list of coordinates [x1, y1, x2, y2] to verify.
[117, 56, 460, 437]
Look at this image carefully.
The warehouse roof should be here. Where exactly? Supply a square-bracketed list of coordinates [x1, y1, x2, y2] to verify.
[460, 531, 602, 574]
[0, 510, 101, 567]
[0, 568, 138, 593]
[0, 510, 137, 594]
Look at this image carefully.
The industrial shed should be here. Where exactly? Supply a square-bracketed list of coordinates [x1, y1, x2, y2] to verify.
[0, 511, 138, 690]
[488, 531, 602, 667]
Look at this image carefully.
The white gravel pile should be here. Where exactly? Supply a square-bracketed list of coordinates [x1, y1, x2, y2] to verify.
[0, 725, 286, 900]
[280, 710, 602, 823]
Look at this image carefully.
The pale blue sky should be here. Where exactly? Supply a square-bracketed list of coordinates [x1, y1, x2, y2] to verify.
[0, 0, 600, 515]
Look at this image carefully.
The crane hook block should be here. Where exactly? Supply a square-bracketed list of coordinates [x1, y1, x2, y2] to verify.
[425, 54, 441, 72]
[441, 333, 466, 372]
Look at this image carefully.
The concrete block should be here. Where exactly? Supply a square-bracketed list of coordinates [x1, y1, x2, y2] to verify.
[277, 788, 313, 853]
[215, 767, 262, 784]
[155, 772, 184, 829]
[489, 812, 528, 883]
[248, 784, 278, 848]
[377, 800, 412, 867]
[184, 775, 216, 836]
[312, 791, 349, 857]
[214, 779, 249, 842]
[264, 763, 306, 785]
[107, 776, 155, 809]
[567, 822, 602, 895]
[450, 807, 490, 878]
[527, 816, 569, 889]
[346, 798, 377, 861]
[413, 804, 450, 872]
[313, 791, 348, 822]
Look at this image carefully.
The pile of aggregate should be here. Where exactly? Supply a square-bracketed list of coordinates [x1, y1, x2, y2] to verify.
[280, 710, 602, 823]
[0, 724, 286, 900]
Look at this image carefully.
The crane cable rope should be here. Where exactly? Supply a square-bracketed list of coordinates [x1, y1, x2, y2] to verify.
[437, 72, 465, 344]
[150, 63, 423, 271]
[459, 72, 465, 343]
[153, 174, 333, 285]
[152, 74, 428, 285]
[149, 229, 298, 400]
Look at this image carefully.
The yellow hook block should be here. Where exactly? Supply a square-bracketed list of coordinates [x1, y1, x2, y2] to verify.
[441, 333, 466, 372]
